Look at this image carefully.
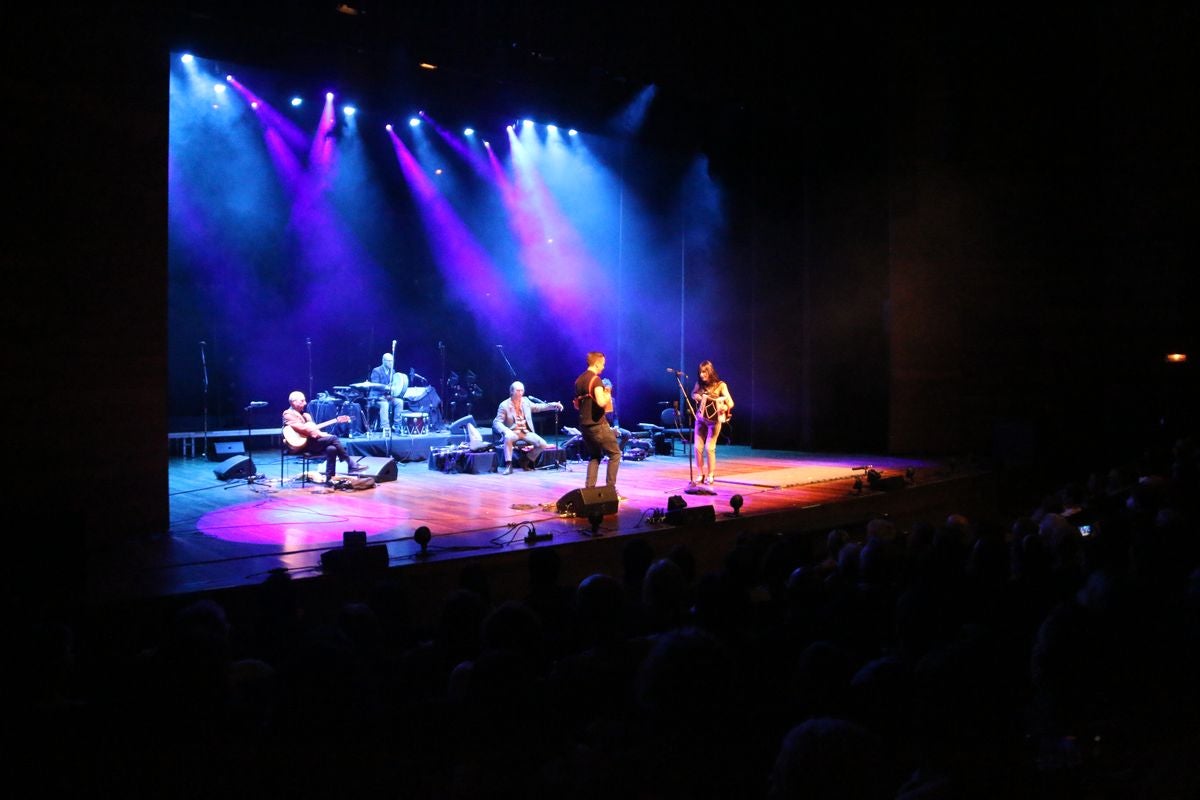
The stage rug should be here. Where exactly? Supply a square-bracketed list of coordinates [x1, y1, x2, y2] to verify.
[719, 464, 858, 489]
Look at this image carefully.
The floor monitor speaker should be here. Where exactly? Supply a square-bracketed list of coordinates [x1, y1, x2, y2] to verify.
[556, 486, 619, 516]
[665, 504, 716, 526]
[341, 456, 398, 483]
[213, 454, 255, 481]
[208, 440, 247, 461]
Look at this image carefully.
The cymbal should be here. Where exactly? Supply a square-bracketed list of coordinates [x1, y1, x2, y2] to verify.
[351, 381, 388, 390]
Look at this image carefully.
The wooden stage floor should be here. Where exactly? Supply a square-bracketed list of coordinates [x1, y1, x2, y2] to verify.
[89, 441, 997, 625]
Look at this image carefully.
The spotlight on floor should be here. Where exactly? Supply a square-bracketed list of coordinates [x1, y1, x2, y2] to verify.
[730, 494, 744, 516]
[414, 525, 432, 557]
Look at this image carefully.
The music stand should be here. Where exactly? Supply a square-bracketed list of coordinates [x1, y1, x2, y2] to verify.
[528, 395, 567, 471]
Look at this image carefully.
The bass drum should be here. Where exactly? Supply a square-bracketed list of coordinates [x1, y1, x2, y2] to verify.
[403, 386, 442, 426]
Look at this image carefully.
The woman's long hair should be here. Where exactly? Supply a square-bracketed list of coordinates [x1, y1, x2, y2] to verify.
[698, 360, 720, 387]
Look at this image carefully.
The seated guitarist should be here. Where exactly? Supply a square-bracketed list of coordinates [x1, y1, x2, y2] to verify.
[493, 381, 563, 475]
[283, 391, 367, 483]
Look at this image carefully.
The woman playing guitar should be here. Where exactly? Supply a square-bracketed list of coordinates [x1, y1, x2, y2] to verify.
[691, 360, 734, 486]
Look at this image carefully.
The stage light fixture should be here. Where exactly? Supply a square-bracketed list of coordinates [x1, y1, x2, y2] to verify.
[730, 494, 743, 516]
[326, 92, 334, 101]
[290, 97, 303, 107]
[343, 105, 356, 117]
[568, 129, 578, 136]
[409, 117, 420, 127]
[180, 53, 194, 64]
[414, 525, 432, 557]
[385, 123, 393, 131]
[587, 511, 604, 537]
[546, 124, 558, 133]
[852, 477, 863, 494]
[464, 127, 474, 136]
[213, 83, 226, 95]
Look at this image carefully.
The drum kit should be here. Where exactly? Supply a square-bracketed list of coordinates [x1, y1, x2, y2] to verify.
[325, 381, 442, 435]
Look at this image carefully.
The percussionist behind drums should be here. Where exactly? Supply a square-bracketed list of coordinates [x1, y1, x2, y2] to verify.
[369, 352, 406, 433]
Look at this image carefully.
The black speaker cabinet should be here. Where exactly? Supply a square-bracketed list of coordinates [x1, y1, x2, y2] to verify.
[320, 544, 389, 575]
[867, 470, 906, 491]
[208, 440, 246, 461]
[556, 486, 619, 516]
[213, 454, 255, 480]
[340, 456, 398, 483]
[665, 504, 716, 526]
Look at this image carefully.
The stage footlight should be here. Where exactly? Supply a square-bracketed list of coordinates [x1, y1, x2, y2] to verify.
[730, 494, 743, 516]
[414, 525, 432, 557]
[852, 477, 863, 495]
[587, 511, 604, 537]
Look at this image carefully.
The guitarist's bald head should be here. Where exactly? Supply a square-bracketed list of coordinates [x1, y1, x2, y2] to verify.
[288, 391, 306, 405]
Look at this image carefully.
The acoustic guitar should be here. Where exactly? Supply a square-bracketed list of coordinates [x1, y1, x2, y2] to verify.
[283, 415, 350, 451]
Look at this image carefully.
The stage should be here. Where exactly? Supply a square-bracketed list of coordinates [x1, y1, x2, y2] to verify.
[87, 442, 998, 629]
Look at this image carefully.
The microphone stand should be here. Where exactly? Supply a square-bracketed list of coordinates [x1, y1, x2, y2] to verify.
[528, 395, 567, 470]
[385, 340, 396, 443]
[305, 338, 313, 402]
[496, 344, 517, 381]
[671, 371, 713, 495]
[200, 341, 208, 460]
[437, 340, 447, 431]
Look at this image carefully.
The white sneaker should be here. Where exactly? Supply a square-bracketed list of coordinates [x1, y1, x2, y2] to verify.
[704, 475, 714, 485]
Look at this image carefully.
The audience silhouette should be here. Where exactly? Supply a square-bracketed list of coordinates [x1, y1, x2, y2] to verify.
[17, 431, 1200, 797]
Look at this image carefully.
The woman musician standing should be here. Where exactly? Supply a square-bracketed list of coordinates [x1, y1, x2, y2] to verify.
[691, 360, 734, 486]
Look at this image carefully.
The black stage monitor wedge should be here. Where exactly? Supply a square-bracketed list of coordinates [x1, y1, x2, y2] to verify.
[665, 504, 716, 526]
[339, 456, 398, 483]
[556, 486, 619, 517]
[208, 440, 246, 461]
[320, 544, 389, 575]
[213, 454, 255, 481]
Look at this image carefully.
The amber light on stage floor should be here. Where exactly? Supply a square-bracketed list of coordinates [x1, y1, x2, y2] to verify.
[1165, 353, 1187, 363]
